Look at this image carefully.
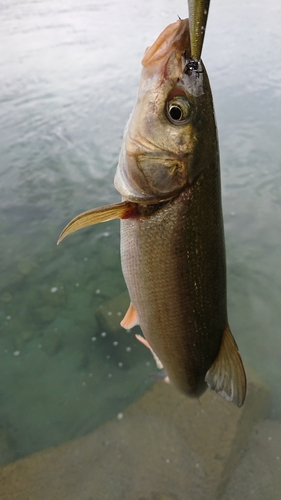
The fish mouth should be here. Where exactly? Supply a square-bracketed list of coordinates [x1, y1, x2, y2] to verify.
[141, 18, 190, 74]
[140, 18, 204, 98]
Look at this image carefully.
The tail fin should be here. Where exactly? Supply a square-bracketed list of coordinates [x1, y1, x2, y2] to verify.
[205, 325, 246, 407]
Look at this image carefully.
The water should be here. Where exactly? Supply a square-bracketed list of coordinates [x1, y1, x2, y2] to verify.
[0, 0, 280, 476]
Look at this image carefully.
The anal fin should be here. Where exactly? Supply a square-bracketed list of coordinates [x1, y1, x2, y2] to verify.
[205, 325, 247, 407]
[135, 334, 164, 370]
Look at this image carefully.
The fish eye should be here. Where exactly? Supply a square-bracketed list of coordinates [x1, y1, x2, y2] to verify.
[166, 96, 191, 125]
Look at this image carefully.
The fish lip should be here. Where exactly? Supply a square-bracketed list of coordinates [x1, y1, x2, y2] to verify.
[141, 18, 190, 73]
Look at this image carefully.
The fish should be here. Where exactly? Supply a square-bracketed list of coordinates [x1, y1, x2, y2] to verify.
[58, 18, 246, 407]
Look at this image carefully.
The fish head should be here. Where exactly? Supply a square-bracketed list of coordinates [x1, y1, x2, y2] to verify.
[114, 18, 217, 204]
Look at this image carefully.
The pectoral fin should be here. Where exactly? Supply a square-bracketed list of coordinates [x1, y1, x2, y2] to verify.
[205, 325, 247, 407]
[57, 201, 137, 244]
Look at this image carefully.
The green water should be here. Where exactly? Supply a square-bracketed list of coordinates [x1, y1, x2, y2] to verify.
[0, 0, 280, 467]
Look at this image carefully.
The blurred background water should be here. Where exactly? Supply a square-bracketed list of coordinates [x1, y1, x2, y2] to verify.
[0, 0, 280, 466]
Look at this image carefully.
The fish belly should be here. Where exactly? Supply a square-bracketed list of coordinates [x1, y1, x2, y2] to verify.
[120, 165, 227, 397]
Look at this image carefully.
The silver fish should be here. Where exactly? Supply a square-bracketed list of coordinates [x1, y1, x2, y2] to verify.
[58, 18, 246, 407]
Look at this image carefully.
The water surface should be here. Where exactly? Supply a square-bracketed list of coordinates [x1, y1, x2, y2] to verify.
[0, 0, 280, 469]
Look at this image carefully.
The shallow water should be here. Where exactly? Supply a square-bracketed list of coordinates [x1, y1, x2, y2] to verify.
[0, 0, 280, 471]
